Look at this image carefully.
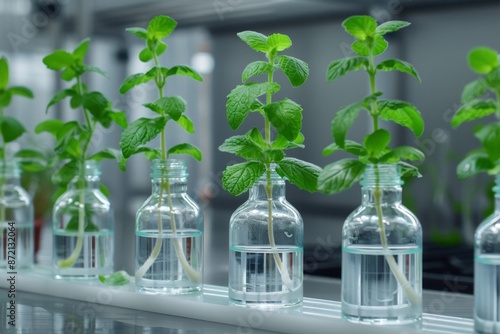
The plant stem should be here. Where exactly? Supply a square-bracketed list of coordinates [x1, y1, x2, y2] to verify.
[57, 76, 94, 268]
[135, 51, 201, 283]
[264, 52, 293, 291]
[368, 52, 421, 307]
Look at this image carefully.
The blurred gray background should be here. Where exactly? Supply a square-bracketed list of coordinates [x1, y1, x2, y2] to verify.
[1, 0, 498, 287]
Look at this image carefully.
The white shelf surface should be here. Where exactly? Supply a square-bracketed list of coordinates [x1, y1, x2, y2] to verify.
[1, 265, 473, 334]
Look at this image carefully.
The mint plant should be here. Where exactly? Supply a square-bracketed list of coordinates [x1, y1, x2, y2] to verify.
[118, 16, 203, 283]
[317, 16, 424, 306]
[0, 56, 38, 238]
[219, 31, 320, 289]
[451, 47, 500, 179]
[36, 39, 126, 268]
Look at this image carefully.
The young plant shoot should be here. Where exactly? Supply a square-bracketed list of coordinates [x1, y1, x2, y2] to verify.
[318, 16, 425, 307]
[220, 31, 320, 290]
[37, 39, 127, 268]
[119, 16, 203, 283]
[0, 56, 40, 245]
[451, 47, 500, 177]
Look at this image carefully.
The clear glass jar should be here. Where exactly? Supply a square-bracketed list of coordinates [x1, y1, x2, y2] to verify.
[135, 159, 203, 294]
[0, 160, 34, 269]
[53, 160, 113, 279]
[342, 163, 422, 327]
[474, 174, 500, 333]
[228, 164, 303, 308]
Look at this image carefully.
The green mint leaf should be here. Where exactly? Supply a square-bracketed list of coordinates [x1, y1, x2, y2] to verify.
[119, 117, 168, 158]
[451, 99, 497, 127]
[267, 33, 292, 52]
[156, 41, 167, 56]
[46, 89, 76, 112]
[54, 122, 83, 155]
[342, 15, 377, 40]
[176, 115, 195, 134]
[90, 148, 126, 170]
[486, 67, 500, 90]
[52, 160, 79, 187]
[0, 57, 8, 89]
[461, 78, 488, 103]
[119, 72, 155, 94]
[376, 59, 420, 82]
[398, 161, 422, 179]
[126, 27, 148, 39]
[323, 140, 366, 156]
[144, 96, 186, 120]
[61, 68, 76, 81]
[237, 31, 269, 53]
[332, 101, 364, 147]
[241, 61, 273, 83]
[0, 91, 11, 107]
[352, 36, 388, 57]
[167, 65, 203, 81]
[456, 149, 495, 179]
[108, 110, 127, 129]
[226, 82, 280, 130]
[276, 55, 309, 87]
[318, 159, 365, 195]
[99, 271, 130, 286]
[326, 57, 368, 82]
[81, 66, 109, 78]
[272, 133, 305, 150]
[147, 16, 177, 40]
[168, 143, 202, 161]
[248, 128, 267, 147]
[263, 98, 302, 141]
[475, 123, 500, 161]
[378, 100, 424, 137]
[59, 138, 81, 160]
[0, 116, 26, 143]
[222, 161, 266, 196]
[392, 146, 425, 161]
[65, 214, 99, 232]
[468, 47, 498, 74]
[375, 21, 410, 36]
[130, 147, 161, 160]
[364, 129, 391, 157]
[70, 95, 81, 109]
[73, 38, 90, 61]
[35, 119, 65, 136]
[219, 134, 265, 160]
[139, 48, 153, 62]
[100, 184, 111, 197]
[8, 86, 34, 98]
[43, 50, 74, 70]
[275, 158, 320, 192]
[14, 149, 48, 172]
[82, 92, 109, 119]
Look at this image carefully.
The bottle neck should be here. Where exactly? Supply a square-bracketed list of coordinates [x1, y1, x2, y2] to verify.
[150, 159, 188, 195]
[249, 167, 286, 201]
[360, 164, 403, 205]
[69, 160, 101, 190]
[0, 160, 22, 187]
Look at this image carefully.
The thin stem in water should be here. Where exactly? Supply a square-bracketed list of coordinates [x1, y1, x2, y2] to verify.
[368, 51, 421, 306]
[135, 51, 201, 283]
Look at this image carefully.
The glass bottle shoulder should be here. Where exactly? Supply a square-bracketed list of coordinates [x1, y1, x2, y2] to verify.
[230, 197, 303, 226]
[0, 184, 32, 206]
[475, 210, 500, 238]
[137, 192, 201, 215]
[344, 202, 421, 229]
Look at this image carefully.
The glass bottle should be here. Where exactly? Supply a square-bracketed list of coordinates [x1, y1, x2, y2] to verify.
[474, 174, 500, 333]
[0, 160, 34, 269]
[342, 163, 422, 327]
[53, 160, 113, 279]
[135, 159, 203, 294]
[228, 164, 303, 308]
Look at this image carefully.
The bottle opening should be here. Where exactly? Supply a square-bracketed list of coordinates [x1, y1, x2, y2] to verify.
[360, 163, 403, 187]
[151, 159, 188, 179]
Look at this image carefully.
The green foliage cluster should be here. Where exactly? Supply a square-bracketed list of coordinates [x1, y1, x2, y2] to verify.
[119, 16, 202, 163]
[36, 38, 126, 196]
[0, 56, 45, 171]
[220, 31, 320, 195]
[317, 16, 425, 194]
[452, 47, 500, 178]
